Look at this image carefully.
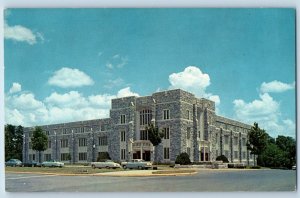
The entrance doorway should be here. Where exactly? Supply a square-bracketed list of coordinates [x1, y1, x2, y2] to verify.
[133, 151, 151, 161]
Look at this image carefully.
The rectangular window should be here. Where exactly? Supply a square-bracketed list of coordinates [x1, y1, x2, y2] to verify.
[79, 138, 87, 147]
[187, 147, 191, 157]
[100, 124, 106, 131]
[29, 142, 32, 149]
[224, 150, 229, 159]
[45, 131, 50, 135]
[234, 137, 238, 146]
[139, 110, 152, 126]
[216, 133, 219, 143]
[224, 135, 229, 145]
[163, 127, 170, 139]
[63, 128, 68, 134]
[187, 110, 190, 120]
[48, 141, 51, 149]
[121, 149, 126, 160]
[242, 138, 246, 146]
[140, 130, 148, 140]
[61, 139, 69, 148]
[187, 127, 191, 139]
[242, 152, 246, 159]
[120, 131, 126, 142]
[163, 109, 170, 120]
[80, 127, 84, 133]
[98, 136, 108, 146]
[164, 147, 170, 159]
[234, 151, 238, 159]
[61, 153, 69, 161]
[29, 154, 36, 161]
[79, 152, 87, 161]
[120, 114, 126, 124]
[44, 154, 51, 161]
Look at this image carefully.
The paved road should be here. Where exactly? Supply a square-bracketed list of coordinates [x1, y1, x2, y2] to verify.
[5, 169, 296, 192]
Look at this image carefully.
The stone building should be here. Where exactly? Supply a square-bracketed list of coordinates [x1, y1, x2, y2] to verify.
[23, 89, 255, 165]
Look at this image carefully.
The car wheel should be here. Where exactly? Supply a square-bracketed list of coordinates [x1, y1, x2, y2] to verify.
[105, 166, 110, 169]
[123, 165, 127, 169]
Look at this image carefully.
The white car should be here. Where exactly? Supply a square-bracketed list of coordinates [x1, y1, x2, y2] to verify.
[91, 160, 121, 169]
[41, 160, 64, 168]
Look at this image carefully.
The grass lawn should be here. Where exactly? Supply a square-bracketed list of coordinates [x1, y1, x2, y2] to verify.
[5, 166, 125, 175]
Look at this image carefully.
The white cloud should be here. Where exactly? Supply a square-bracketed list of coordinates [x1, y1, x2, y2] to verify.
[48, 67, 94, 88]
[106, 55, 128, 69]
[260, 80, 295, 93]
[4, 22, 43, 45]
[117, 87, 139, 98]
[169, 66, 220, 106]
[233, 93, 295, 137]
[104, 78, 125, 89]
[9, 82, 22, 94]
[5, 87, 139, 126]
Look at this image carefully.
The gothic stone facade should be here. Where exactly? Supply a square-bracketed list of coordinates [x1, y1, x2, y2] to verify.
[23, 89, 255, 165]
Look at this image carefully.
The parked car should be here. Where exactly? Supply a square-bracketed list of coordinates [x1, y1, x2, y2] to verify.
[5, 159, 22, 167]
[41, 160, 64, 168]
[23, 160, 41, 167]
[91, 160, 121, 169]
[121, 159, 152, 170]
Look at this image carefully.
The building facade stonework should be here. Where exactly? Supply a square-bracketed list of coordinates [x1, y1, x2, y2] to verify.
[23, 89, 255, 165]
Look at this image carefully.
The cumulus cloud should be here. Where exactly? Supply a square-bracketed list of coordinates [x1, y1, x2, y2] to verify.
[4, 22, 44, 45]
[233, 93, 295, 137]
[169, 66, 220, 107]
[117, 87, 139, 98]
[9, 82, 22, 94]
[106, 54, 128, 69]
[48, 67, 94, 88]
[5, 87, 140, 126]
[260, 80, 295, 93]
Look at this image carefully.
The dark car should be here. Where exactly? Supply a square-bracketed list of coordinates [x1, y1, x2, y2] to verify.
[23, 160, 41, 167]
[5, 159, 22, 167]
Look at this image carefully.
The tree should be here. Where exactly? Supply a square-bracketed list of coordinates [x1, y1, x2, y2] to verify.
[31, 126, 48, 163]
[146, 123, 164, 163]
[5, 124, 24, 161]
[275, 136, 296, 168]
[247, 122, 268, 165]
[97, 152, 111, 162]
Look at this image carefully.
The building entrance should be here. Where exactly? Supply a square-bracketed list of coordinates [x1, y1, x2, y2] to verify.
[133, 151, 151, 161]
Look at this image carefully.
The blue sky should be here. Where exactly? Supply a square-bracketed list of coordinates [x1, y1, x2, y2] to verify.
[4, 8, 295, 138]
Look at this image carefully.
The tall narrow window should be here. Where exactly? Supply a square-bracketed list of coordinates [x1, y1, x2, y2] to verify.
[121, 149, 126, 160]
[163, 127, 170, 139]
[48, 141, 51, 149]
[61, 139, 69, 148]
[99, 136, 108, 146]
[187, 147, 191, 157]
[187, 127, 191, 139]
[120, 114, 126, 124]
[140, 130, 148, 140]
[120, 131, 126, 142]
[163, 109, 170, 120]
[187, 110, 190, 120]
[234, 137, 238, 146]
[164, 147, 170, 159]
[224, 135, 229, 145]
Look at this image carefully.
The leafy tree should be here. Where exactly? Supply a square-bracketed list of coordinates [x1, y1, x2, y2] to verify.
[216, 155, 229, 163]
[146, 123, 164, 163]
[275, 136, 296, 168]
[247, 122, 268, 165]
[175, 152, 191, 165]
[31, 126, 48, 163]
[5, 124, 24, 161]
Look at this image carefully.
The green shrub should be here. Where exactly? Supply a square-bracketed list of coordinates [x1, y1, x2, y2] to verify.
[175, 152, 191, 165]
[250, 166, 261, 169]
[216, 155, 229, 163]
[97, 152, 111, 162]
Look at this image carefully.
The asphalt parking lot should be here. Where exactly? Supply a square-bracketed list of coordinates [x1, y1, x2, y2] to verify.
[5, 169, 296, 192]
